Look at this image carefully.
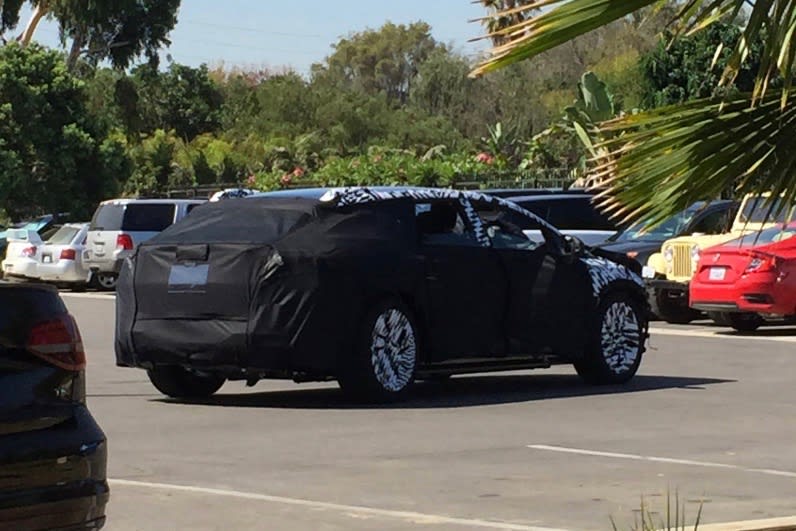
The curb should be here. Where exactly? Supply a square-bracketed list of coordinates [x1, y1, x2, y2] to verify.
[688, 516, 796, 531]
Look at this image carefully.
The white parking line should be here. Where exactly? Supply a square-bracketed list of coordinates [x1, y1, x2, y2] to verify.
[527, 445, 796, 479]
[650, 326, 796, 343]
[109, 479, 566, 530]
[60, 292, 115, 300]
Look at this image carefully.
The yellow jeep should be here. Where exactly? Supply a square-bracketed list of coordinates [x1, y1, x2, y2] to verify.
[643, 193, 792, 323]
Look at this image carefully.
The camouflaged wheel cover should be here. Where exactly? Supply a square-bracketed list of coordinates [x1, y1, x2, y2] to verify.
[600, 301, 641, 374]
[370, 309, 417, 392]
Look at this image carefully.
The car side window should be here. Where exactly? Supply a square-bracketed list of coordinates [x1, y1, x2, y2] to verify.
[473, 203, 541, 251]
[691, 209, 730, 235]
[415, 201, 478, 247]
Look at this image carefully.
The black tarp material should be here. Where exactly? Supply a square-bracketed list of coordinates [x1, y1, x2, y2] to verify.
[116, 197, 422, 375]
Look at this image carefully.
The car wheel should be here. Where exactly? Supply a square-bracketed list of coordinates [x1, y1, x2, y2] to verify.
[90, 272, 117, 291]
[575, 292, 646, 385]
[338, 299, 419, 402]
[729, 313, 763, 333]
[707, 311, 732, 326]
[147, 366, 225, 398]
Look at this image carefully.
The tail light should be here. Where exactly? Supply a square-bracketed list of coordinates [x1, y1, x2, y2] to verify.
[60, 248, 76, 260]
[26, 314, 86, 371]
[21, 246, 36, 257]
[116, 234, 134, 251]
[745, 252, 779, 274]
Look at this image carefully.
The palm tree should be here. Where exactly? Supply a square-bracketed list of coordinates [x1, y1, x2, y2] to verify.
[471, 1, 796, 225]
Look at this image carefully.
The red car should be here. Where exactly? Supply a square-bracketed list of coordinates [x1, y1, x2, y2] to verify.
[690, 223, 796, 331]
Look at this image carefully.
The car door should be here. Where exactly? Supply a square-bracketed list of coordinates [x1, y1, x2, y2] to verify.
[473, 202, 592, 358]
[415, 199, 508, 362]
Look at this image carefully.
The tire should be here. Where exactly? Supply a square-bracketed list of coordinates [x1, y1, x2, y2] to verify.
[575, 292, 646, 385]
[707, 311, 732, 326]
[729, 313, 763, 332]
[90, 272, 117, 291]
[147, 366, 225, 398]
[338, 299, 419, 402]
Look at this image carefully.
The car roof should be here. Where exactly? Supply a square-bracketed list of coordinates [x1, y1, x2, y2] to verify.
[249, 186, 559, 232]
[100, 198, 205, 205]
[509, 194, 596, 202]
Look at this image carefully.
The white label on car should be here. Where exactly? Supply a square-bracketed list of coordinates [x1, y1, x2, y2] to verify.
[168, 264, 209, 293]
[709, 267, 726, 281]
[641, 266, 656, 279]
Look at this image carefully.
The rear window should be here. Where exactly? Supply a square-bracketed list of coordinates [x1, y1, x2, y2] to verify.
[741, 197, 795, 223]
[90, 203, 176, 232]
[46, 226, 79, 245]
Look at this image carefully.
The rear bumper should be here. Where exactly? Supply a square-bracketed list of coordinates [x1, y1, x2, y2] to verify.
[38, 261, 91, 283]
[0, 407, 109, 530]
[85, 250, 127, 274]
[690, 277, 795, 315]
[1, 258, 39, 279]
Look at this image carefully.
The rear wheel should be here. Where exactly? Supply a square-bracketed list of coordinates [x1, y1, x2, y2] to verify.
[147, 366, 225, 398]
[90, 272, 117, 291]
[338, 299, 418, 402]
[575, 293, 646, 385]
[729, 313, 763, 332]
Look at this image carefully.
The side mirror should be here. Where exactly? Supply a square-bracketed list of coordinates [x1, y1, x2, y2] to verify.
[560, 234, 583, 262]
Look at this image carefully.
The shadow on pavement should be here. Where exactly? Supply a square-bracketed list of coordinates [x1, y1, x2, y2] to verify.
[155, 373, 734, 410]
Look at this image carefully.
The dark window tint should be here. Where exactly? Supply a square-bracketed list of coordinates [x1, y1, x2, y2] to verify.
[415, 201, 477, 246]
[517, 197, 615, 230]
[690, 209, 731, 235]
[121, 204, 176, 232]
[46, 226, 80, 245]
[741, 197, 794, 223]
[186, 203, 202, 214]
[90, 204, 124, 231]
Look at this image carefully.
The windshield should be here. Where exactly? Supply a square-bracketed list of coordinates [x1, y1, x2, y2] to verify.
[740, 197, 795, 224]
[613, 210, 696, 242]
[723, 224, 796, 247]
[46, 226, 80, 245]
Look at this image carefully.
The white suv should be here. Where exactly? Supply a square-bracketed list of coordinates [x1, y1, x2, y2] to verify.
[84, 199, 204, 289]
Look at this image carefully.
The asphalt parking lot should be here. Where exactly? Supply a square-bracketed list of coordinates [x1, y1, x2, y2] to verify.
[66, 292, 796, 531]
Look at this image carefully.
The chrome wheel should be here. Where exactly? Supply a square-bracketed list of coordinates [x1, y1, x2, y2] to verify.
[369, 308, 417, 393]
[600, 301, 642, 375]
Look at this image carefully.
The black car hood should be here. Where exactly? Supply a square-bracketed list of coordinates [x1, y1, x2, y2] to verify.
[596, 240, 663, 255]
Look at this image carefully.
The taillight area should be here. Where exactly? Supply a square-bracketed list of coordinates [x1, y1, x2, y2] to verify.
[744, 252, 779, 274]
[27, 314, 86, 371]
[60, 248, 77, 261]
[21, 246, 37, 258]
[116, 234, 134, 251]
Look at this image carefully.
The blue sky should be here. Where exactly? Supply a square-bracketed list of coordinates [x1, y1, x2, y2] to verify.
[23, 1, 488, 73]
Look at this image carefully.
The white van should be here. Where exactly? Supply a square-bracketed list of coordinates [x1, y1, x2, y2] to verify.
[84, 199, 205, 289]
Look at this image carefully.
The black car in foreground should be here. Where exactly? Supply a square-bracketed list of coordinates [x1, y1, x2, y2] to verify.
[116, 187, 649, 402]
[0, 284, 108, 529]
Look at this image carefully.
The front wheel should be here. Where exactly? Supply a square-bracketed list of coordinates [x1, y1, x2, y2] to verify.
[575, 293, 646, 385]
[338, 299, 419, 402]
[729, 313, 763, 332]
[147, 366, 225, 398]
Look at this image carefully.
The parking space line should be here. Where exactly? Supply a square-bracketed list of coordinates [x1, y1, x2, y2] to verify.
[527, 445, 796, 479]
[650, 327, 796, 343]
[108, 478, 567, 531]
[60, 292, 116, 300]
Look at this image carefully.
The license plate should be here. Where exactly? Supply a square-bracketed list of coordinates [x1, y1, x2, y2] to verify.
[641, 266, 656, 279]
[709, 267, 726, 281]
[42, 255, 52, 263]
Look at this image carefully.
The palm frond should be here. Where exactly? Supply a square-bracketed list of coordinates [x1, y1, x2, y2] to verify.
[471, 0, 796, 106]
[593, 91, 796, 225]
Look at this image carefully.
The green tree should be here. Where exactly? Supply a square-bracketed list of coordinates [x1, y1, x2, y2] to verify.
[0, 43, 124, 219]
[119, 63, 224, 141]
[640, 21, 763, 108]
[471, 0, 796, 225]
[313, 21, 444, 104]
[11, 0, 180, 72]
